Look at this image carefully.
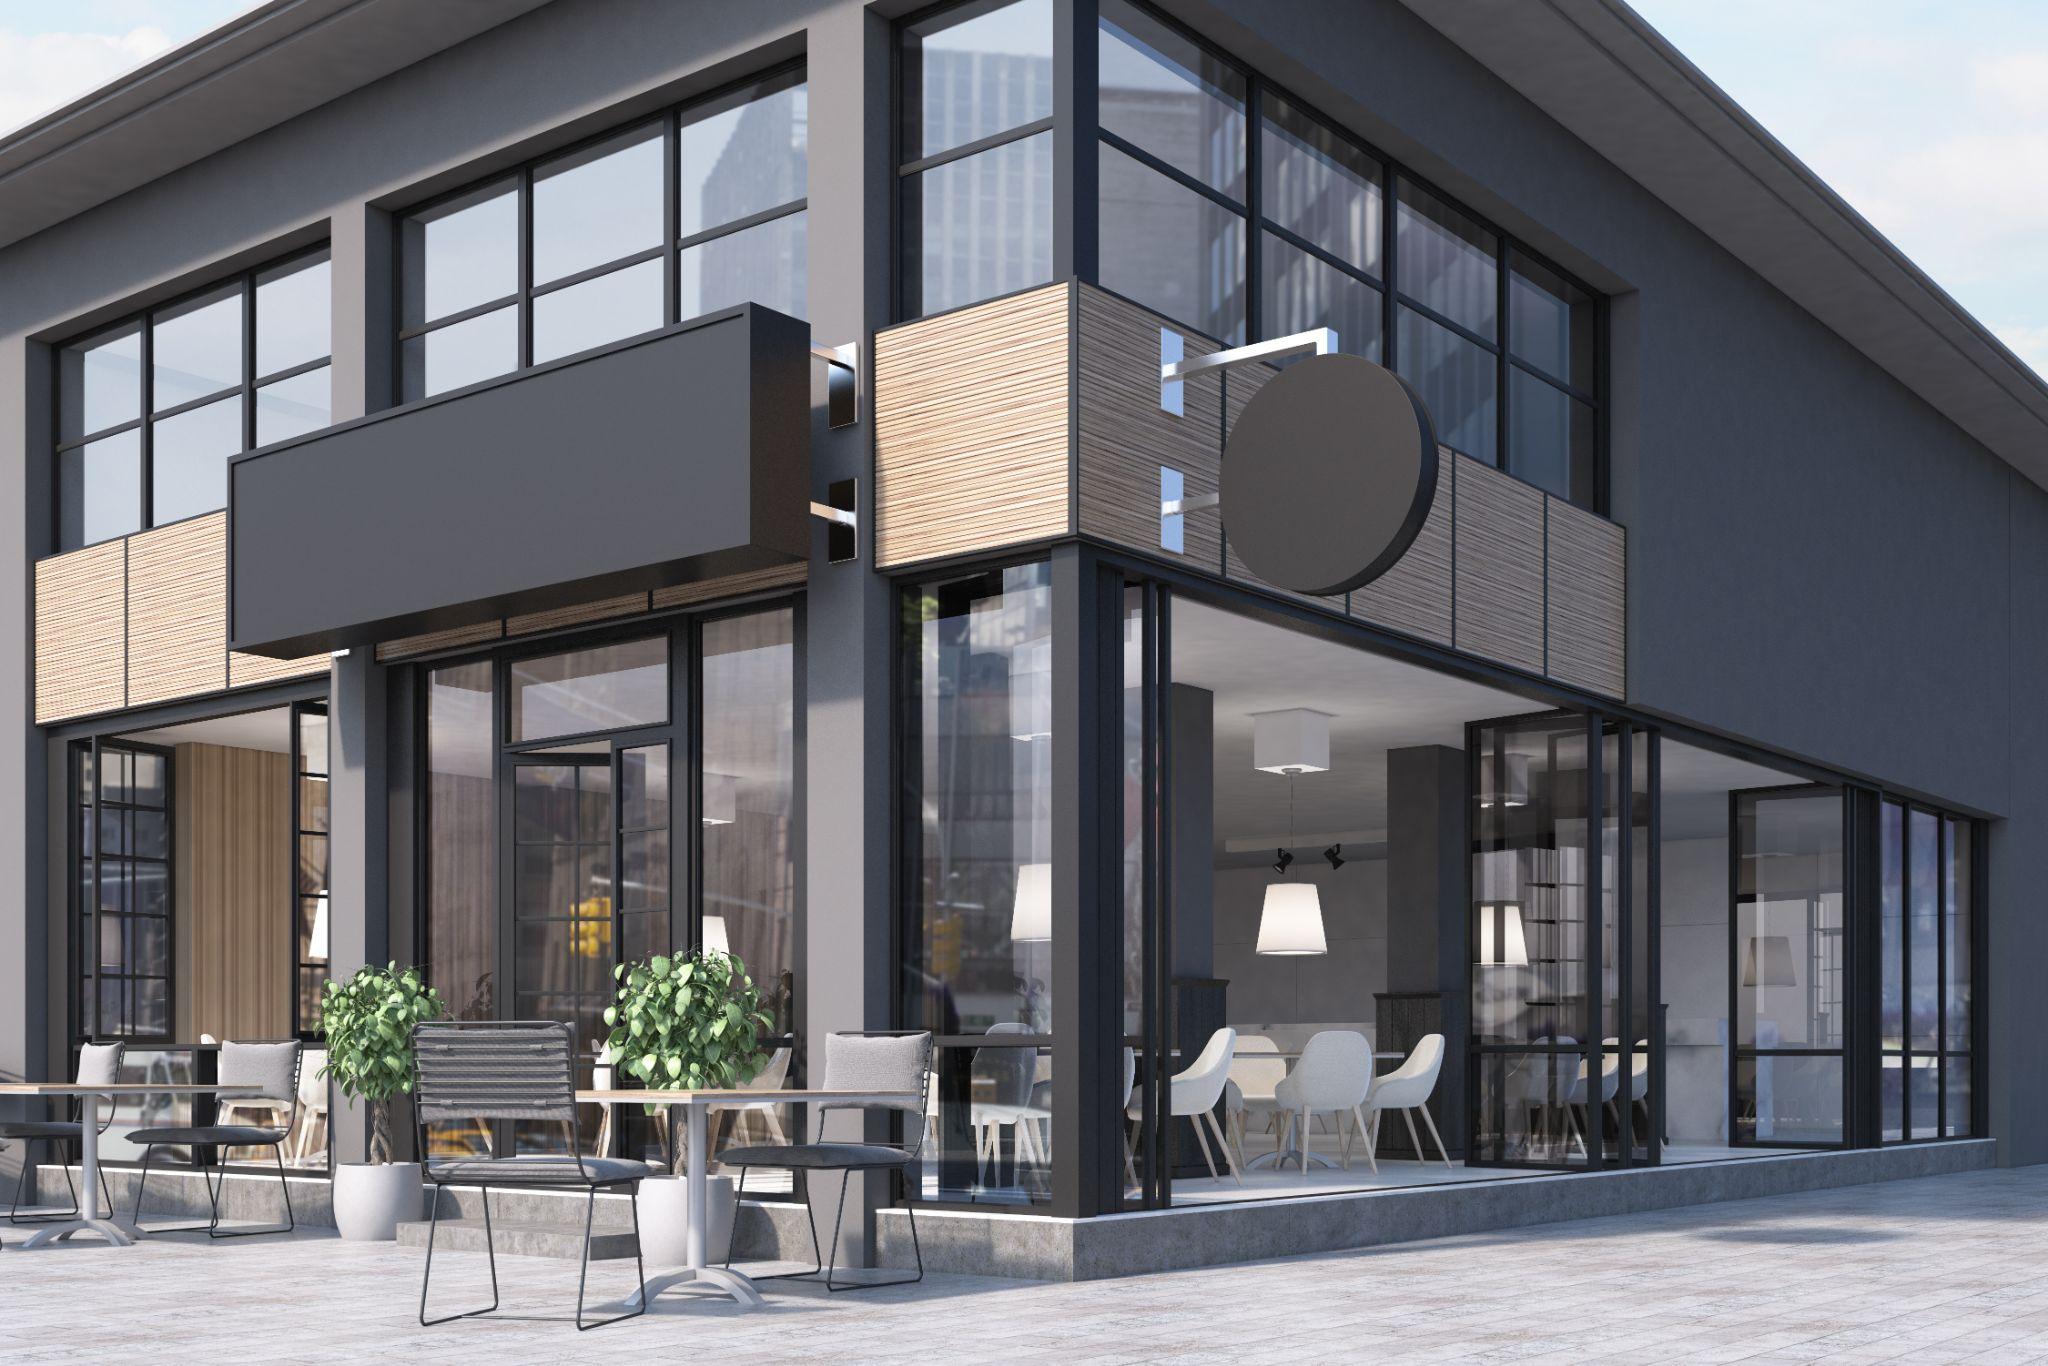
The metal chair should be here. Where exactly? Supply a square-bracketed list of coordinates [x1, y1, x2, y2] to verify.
[2, 1041, 122, 1223]
[719, 1029, 931, 1293]
[129, 1039, 301, 1238]
[413, 1020, 650, 1331]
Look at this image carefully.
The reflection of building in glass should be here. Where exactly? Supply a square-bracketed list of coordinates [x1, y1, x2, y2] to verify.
[691, 88, 808, 318]
[1098, 86, 1244, 341]
[915, 49, 1054, 312]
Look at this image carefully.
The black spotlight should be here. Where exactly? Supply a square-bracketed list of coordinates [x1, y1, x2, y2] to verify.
[1324, 844, 1346, 870]
[1271, 848, 1294, 876]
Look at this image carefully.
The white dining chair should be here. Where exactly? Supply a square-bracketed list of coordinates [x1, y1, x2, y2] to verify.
[1362, 1033, 1452, 1170]
[1272, 1030, 1375, 1172]
[1563, 1046, 1622, 1159]
[1127, 1027, 1239, 1184]
[707, 1045, 792, 1152]
[973, 1023, 1043, 1187]
[1226, 1035, 1287, 1161]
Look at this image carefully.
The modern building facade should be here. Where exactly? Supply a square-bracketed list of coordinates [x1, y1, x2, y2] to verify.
[1, 0, 2042, 1277]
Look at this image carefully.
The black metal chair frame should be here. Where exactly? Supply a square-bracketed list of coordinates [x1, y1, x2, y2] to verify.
[413, 1020, 647, 1332]
[721, 1029, 931, 1293]
[5, 1041, 123, 1224]
[131, 1039, 302, 1239]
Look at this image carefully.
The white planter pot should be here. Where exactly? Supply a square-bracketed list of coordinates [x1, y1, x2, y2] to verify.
[332, 1161, 423, 1241]
[637, 1174, 736, 1267]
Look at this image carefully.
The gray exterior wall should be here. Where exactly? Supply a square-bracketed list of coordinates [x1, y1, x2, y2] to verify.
[0, 0, 2041, 1189]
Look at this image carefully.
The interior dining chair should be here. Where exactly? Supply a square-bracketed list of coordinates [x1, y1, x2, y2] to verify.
[1127, 1027, 1239, 1185]
[1564, 1046, 1622, 1159]
[1272, 1030, 1374, 1173]
[1226, 1035, 1286, 1163]
[1361, 1033, 1452, 1170]
[971, 1023, 1043, 1189]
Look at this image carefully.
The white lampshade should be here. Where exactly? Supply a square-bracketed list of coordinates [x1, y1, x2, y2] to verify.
[1256, 882, 1326, 955]
[701, 914, 730, 957]
[1479, 753, 1532, 808]
[1476, 900, 1527, 966]
[1742, 934, 1796, 987]
[308, 892, 329, 961]
[1251, 709, 1333, 775]
[1011, 862, 1053, 944]
[702, 773, 738, 826]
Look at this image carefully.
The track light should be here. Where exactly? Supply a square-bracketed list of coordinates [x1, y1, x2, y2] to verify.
[1271, 848, 1294, 877]
[1324, 844, 1345, 871]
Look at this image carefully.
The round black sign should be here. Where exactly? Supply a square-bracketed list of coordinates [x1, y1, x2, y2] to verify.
[1221, 354, 1438, 597]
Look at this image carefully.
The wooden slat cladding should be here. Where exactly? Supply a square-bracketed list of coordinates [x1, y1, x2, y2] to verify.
[1453, 457, 1547, 674]
[35, 541, 127, 723]
[127, 513, 227, 706]
[874, 283, 1072, 568]
[1076, 284, 1223, 570]
[651, 562, 806, 609]
[1352, 447, 1456, 647]
[229, 649, 328, 690]
[176, 742, 293, 1040]
[507, 592, 651, 636]
[1545, 498, 1626, 697]
[375, 620, 506, 663]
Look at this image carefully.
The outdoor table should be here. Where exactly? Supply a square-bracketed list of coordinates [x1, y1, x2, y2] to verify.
[0, 1081, 263, 1247]
[577, 1086, 915, 1311]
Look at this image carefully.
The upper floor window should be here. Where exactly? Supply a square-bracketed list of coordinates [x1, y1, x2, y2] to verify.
[398, 66, 808, 403]
[55, 249, 332, 551]
[899, 0, 1055, 318]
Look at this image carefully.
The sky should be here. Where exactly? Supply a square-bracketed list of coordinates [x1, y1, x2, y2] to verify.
[0, 0, 2042, 379]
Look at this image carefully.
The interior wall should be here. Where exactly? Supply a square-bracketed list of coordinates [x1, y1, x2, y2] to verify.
[175, 741, 292, 1041]
[1213, 857, 1388, 1026]
[1661, 835, 1728, 1144]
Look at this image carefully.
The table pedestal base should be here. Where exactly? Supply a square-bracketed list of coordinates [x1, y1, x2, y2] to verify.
[1246, 1149, 1335, 1172]
[23, 1216, 138, 1249]
[619, 1265, 764, 1312]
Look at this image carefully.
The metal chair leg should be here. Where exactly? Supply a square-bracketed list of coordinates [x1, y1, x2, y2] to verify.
[420, 1186, 499, 1326]
[822, 1171, 922, 1293]
[739, 1165, 829, 1282]
[8, 1140, 81, 1224]
[574, 1184, 646, 1331]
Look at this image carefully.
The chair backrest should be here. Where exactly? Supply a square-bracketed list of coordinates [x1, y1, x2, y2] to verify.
[747, 1045, 792, 1092]
[1122, 1046, 1136, 1108]
[299, 1048, 328, 1105]
[74, 1041, 123, 1087]
[1371, 1033, 1445, 1109]
[219, 1040, 302, 1105]
[1228, 1035, 1289, 1099]
[974, 1022, 1035, 1107]
[1285, 1030, 1374, 1110]
[819, 1031, 931, 1116]
[1172, 1027, 1236, 1113]
[413, 1021, 576, 1127]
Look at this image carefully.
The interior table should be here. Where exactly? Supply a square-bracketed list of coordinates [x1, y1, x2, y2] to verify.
[0, 1082, 263, 1247]
[1238, 1050, 1407, 1171]
[576, 1086, 915, 1312]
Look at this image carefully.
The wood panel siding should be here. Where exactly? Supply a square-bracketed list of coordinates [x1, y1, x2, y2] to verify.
[375, 620, 506, 663]
[1546, 497, 1627, 697]
[229, 648, 328, 689]
[1453, 456, 1547, 674]
[506, 592, 651, 636]
[176, 741, 292, 1042]
[874, 283, 1073, 568]
[34, 540, 126, 723]
[1351, 447, 1456, 647]
[1076, 284, 1224, 570]
[127, 514, 227, 706]
[651, 562, 806, 610]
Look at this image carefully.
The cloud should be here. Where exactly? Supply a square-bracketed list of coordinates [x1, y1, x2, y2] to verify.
[0, 24, 179, 138]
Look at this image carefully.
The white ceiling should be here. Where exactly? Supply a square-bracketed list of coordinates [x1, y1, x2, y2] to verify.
[121, 706, 294, 754]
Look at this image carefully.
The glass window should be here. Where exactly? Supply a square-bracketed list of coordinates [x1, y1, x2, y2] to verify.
[1396, 181, 1496, 338]
[679, 210, 808, 321]
[1101, 141, 1244, 343]
[533, 125, 664, 287]
[534, 258, 665, 364]
[426, 662, 497, 1024]
[1262, 231, 1381, 361]
[401, 305, 518, 400]
[1944, 817, 1971, 1052]
[60, 429, 142, 549]
[75, 743, 173, 1041]
[510, 636, 669, 742]
[59, 322, 142, 443]
[1907, 809, 1939, 1056]
[151, 284, 243, 411]
[902, 0, 1052, 162]
[256, 253, 332, 377]
[701, 609, 796, 1033]
[1507, 368, 1595, 505]
[1261, 95, 1380, 275]
[149, 393, 242, 525]
[677, 76, 808, 238]
[1509, 250, 1594, 390]
[1398, 306, 1495, 461]
[903, 132, 1053, 317]
[1098, 0, 1245, 201]
[294, 703, 331, 1036]
[256, 365, 332, 446]
[401, 180, 519, 329]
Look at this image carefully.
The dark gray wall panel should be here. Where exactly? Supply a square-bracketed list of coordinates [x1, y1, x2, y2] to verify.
[228, 307, 810, 657]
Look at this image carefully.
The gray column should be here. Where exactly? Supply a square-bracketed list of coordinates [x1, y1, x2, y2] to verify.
[326, 649, 389, 1163]
[328, 202, 395, 423]
[1169, 684, 1214, 981]
[1384, 744, 1468, 1155]
[799, 0, 892, 1265]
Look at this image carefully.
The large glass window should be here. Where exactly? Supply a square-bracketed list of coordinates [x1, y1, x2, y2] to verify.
[400, 68, 807, 402]
[54, 249, 332, 550]
[292, 703, 330, 1037]
[900, 0, 1055, 317]
[426, 662, 497, 1022]
[902, 563, 1055, 1205]
[1880, 801, 1975, 1141]
[73, 742, 173, 1040]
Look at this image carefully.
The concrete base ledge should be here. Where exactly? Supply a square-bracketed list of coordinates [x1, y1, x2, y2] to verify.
[876, 1140, 1997, 1281]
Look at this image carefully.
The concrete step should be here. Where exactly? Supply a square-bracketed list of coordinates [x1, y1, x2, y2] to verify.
[396, 1215, 641, 1261]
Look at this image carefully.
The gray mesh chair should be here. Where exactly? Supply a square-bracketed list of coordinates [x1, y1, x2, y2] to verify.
[412, 1020, 649, 1331]
[719, 1030, 931, 1292]
[129, 1039, 301, 1238]
[1, 1041, 122, 1223]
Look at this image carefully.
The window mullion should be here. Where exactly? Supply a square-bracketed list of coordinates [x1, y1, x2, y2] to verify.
[518, 165, 534, 370]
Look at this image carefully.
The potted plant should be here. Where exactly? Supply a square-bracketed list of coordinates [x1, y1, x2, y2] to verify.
[603, 950, 775, 1264]
[319, 961, 446, 1241]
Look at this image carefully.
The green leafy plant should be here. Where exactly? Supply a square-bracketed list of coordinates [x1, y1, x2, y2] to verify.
[319, 961, 446, 1163]
[604, 951, 775, 1100]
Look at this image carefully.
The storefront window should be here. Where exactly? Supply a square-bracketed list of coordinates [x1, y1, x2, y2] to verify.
[426, 661, 497, 1021]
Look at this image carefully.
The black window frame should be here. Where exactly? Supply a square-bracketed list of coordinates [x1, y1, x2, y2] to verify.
[69, 736, 177, 1045]
[1878, 797, 1981, 1143]
[51, 245, 334, 553]
[393, 59, 809, 404]
[290, 699, 330, 1040]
